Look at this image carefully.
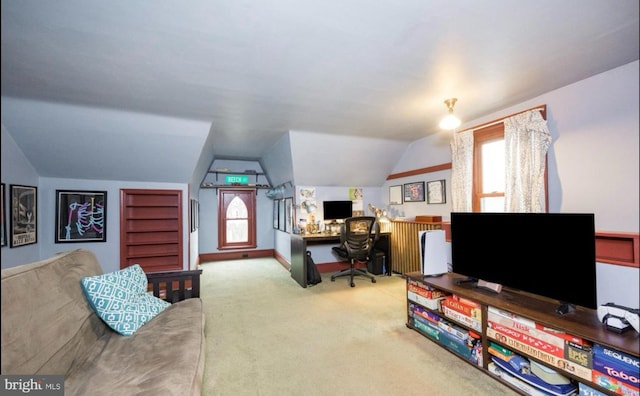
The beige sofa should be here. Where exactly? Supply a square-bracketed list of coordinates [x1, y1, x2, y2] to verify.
[1, 249, 205, 395]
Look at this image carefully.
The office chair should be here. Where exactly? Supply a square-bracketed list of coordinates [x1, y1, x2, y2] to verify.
[330, 216, 379, 287]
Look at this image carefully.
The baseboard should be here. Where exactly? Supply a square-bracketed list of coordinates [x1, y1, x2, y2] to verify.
[199, 249, 274, 262]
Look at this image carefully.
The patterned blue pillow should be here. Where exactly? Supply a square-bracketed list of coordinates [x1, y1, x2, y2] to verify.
[81, 264, 170, 336]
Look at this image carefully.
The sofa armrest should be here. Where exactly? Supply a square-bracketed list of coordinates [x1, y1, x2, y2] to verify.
[146, 269, 203, 303]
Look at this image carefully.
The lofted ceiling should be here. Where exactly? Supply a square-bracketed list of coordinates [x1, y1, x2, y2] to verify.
[1, 0, 638, 185]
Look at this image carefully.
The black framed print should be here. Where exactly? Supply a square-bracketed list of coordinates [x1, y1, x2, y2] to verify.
[1, 183, 6, 247]
[273, 199, 279, 229]
[427, 180, 446, 204]
[190, 199, 199, 232]
[285, 197, 293, 233]
[55, 190, 106, 243]
[10, 184, 37, 247]
[403, 181, 425, 202]
[278, 199, 286, 231]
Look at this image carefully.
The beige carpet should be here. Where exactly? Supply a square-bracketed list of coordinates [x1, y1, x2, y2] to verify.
[200, 258, 518, 396]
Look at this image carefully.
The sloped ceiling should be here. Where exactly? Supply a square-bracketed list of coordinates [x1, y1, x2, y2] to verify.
[1, 0, 638, 185]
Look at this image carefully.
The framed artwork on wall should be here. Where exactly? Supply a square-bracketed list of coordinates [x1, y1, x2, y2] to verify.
[427, 180, 446, 204]
[389, 185, 403, 205]
[278, 199, 286, 231]
[190, 199, 199, 232]
[10, 184, 37, 247]
[55, 190, 106, 243]
[273, 199, 279, 229]
[403, 182, 425, 202]
[1, 183, 6, 247]
[285, 197, 293, 233]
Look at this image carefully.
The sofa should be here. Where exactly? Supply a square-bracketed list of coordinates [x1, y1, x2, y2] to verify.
[1, 249, 205, 395]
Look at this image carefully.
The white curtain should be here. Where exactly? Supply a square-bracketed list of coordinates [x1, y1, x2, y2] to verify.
[504, 110, 552, 212]
[450, 129, 474, 212]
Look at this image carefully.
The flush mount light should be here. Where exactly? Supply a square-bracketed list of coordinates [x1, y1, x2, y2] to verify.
[439, 98, 461, 130]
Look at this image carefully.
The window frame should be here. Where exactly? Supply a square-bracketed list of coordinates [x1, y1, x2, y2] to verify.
[472, 123, 505, 212]
[217, 188, 257, 249]
[471, 108, 549, 212]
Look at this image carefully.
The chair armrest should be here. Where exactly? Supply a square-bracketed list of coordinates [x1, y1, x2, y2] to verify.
[146, 269, 203, 303]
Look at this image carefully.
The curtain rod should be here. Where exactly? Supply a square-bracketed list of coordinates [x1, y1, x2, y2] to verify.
[456, 104, 547, 133]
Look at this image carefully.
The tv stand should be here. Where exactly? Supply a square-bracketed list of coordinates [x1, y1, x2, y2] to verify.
[405, 272, 639, 396]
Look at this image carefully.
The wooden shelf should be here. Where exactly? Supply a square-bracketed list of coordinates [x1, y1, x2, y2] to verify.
[201, 170, 271, 190]
[200, 184, 270, 189]
[207, 170, 265, 176]
[406, 272, 638, 396]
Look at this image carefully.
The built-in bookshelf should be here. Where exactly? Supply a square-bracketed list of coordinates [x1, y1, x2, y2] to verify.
[405, 272, 639, 396]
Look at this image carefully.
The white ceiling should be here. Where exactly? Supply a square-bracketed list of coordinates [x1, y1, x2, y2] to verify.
[1, 0, 638, 184]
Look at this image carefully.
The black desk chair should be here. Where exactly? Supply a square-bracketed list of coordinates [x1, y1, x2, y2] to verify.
[330, 216, 379, 287]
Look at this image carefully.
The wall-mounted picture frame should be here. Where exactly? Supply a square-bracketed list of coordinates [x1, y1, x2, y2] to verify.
[389, 185, 403, 205]
[285, 197, 293, 234]
[1, 183, 6, 248]
[278, 199, 286, 231]
[10, 184, 37, 248]
[55, 190, 106, 243]
[403, 181, 425, 202]
[427, 180, 446, 204]
[273, 199, 279, 229]
[190, 199, 199, 232]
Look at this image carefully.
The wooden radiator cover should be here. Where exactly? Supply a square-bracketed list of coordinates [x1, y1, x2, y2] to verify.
[390, 220, 442, 274]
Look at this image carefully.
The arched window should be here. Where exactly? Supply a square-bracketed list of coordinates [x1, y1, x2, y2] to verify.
[218, 189, 256, 249]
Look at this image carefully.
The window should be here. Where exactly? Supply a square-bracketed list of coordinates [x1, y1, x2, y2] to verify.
[470, 108, 549, 212]
[218, 189, 256, 249]
[473, 124, 505, 212]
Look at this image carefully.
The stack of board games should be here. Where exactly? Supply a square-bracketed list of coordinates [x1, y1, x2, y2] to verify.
[591, 343, 639, 396]
[488, 346, 577, 396]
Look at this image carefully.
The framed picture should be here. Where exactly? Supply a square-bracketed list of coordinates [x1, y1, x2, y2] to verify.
[403, 182, 425, 202]
[427, 180, 446, 204]
[1, 183, 6, 247]
[273, 199, 279, 229]
[10, 184, 37, 247]
[55, 190, 106, 243]
[190, 199, 199, 232]
[278, 199, 286, 231]
[389, 185, 403, 205]
[284, 197, 293, 233]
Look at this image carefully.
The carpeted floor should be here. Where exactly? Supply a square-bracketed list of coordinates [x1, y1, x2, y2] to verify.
[199, 258, 519, 396]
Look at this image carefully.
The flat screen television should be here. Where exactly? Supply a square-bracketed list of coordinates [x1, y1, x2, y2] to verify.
[322, 200, 353, 221]
[450, 212, 597, 313]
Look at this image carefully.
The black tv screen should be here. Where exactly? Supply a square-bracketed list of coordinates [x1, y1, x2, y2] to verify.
[450, 212, 597, 310]
[322, 200, 353, 221]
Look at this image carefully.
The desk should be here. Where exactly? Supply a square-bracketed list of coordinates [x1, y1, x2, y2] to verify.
[290, 232, 391, 288]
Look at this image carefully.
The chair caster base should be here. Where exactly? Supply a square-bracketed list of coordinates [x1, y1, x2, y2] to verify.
[351, 283, 355, 287]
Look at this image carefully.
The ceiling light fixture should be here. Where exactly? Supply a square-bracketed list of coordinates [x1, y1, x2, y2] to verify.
[439, 98, 461, 130]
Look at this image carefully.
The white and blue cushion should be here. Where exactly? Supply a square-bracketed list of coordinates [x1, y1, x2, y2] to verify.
[81, 264, 170, 336]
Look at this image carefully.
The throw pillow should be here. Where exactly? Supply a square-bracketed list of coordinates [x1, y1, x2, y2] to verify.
[81, 264, 170, 336]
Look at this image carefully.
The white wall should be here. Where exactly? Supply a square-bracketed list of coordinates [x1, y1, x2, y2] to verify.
[294, 185, 383, 263]
[34, 178, 190, 274]
[289, 130, 409, 187]
[1, 125, 40, 266]
[383, 61, 639, 308]
[4, 60, 638, 308]
[2, 125, 192, 272]
[197, 187, 275, 254]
